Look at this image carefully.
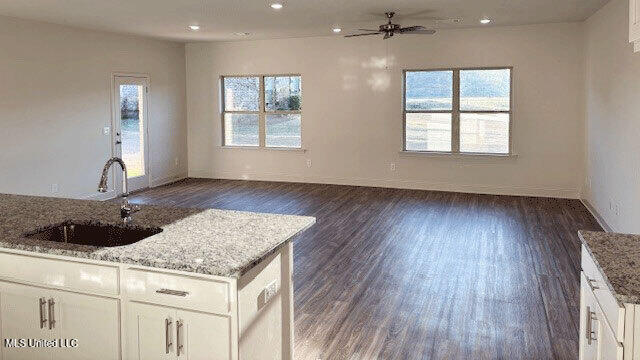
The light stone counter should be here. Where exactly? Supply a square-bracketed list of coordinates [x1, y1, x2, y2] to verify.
[0, 193, 315, 277]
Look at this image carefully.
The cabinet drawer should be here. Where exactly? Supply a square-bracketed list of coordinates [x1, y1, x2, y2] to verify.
[582, 245, 625, 342]
[123, 269, 230, 314]
[595, 301, 624, 360]
[0, 251, 119, 296]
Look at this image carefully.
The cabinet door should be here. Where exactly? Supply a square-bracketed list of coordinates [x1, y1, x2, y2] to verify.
[126, 302, 176, 360]
[0, 281, 52, 360]
[49, 291, 120, 360]
[579, 273, 599, 360]
[176, 309, 230, 360]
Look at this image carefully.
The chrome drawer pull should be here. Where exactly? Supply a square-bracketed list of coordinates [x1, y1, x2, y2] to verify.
[47, 298, 56, 330]
[165, 318, 173, 354]
[586, 306, 597, 345]
[38, 298, 47, 329]
[156, 289, 189, 297]
[587, 277, 600, 290]
[176, 320, 184, 356]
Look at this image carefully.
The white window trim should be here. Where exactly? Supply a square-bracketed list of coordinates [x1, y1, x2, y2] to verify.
[402, 66, 514, 156]
[221, 74, 303, 149]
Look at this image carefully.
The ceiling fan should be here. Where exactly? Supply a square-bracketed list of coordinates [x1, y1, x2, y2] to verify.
[345, 12, 436, 39]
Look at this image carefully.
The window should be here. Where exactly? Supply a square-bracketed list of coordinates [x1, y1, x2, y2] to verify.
[403, 68, 512, 155]
[222, 75, 302, 148]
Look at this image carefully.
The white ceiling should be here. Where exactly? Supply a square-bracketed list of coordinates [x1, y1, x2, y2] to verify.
[0, 0, 609, 42]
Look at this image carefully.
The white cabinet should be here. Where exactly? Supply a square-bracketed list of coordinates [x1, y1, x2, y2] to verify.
[51, 290, 120, 360]
[580, 274, 599, 360]
[126, 302, 175, 360]
[630, 0, 640, 51]
[0, 281, 120, 360]
[127, 302, 231, 360]
[0, 242, 293, 360]
[0, 282, 52, 360]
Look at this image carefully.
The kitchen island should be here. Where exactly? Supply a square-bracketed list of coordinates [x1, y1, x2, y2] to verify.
[578, 230, 640, 360]
[0, 193, 315, 360]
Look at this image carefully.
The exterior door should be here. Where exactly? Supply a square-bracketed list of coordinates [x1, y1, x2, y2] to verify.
[0, 282, 53, 360]
[113, 75, 150, 194]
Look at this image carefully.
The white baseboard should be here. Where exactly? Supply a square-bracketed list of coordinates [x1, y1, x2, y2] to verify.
[191, 170, 580, 199]
[580, 198, 613, 232]
[151, 172, 187, 187]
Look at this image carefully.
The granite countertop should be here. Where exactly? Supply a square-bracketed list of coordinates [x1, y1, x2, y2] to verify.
[0, 193, 315, 278]
[579, 230, 640, 304]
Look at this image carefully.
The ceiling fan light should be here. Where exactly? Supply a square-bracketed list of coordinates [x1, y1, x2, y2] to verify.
[480, 18, 491, 24]
[332, 27, 342, 33]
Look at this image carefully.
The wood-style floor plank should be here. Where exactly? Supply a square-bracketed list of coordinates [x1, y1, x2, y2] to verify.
[130, 178, 602, 360]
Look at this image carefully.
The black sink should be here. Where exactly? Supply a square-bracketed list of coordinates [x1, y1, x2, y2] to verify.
[24, 221, 163, 247]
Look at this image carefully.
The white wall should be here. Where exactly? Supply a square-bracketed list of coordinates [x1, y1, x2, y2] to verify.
[186, 23, 585, 198]
[0, 15, 187, 199]
[584, 0, 640, 233]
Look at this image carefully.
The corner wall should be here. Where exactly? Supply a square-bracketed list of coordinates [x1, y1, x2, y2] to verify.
[186, 23, 585, 198]
[0, 16, 188, 199]
[584, 0, 640, 233]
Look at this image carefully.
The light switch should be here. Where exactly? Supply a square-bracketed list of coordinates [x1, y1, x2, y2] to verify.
[103, 126, 110, 135]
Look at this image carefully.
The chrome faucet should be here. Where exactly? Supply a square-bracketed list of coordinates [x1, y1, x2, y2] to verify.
[98, 157, 140, 223]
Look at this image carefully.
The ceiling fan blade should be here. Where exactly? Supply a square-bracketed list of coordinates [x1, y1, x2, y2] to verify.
[402, 29, 436, 35]
[399, 26, 426, 33]
[383, 32, 391, 40]
[344, 32, 381, 37]
[357, 28, 380, 32]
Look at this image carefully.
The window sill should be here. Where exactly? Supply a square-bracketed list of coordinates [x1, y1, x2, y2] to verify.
[399, 150, 518, 158]
[219, 146, 307, 153]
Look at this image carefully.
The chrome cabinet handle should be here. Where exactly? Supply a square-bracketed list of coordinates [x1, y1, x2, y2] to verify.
[586, 306, 597, 345]
[156, 289, 189, 297]
[176, 320, 184, 356]
[165, 318, 173, 354]
[47, 298, 56, 329]
[587, 277, 600, 290]
[38, 298, 47, 329]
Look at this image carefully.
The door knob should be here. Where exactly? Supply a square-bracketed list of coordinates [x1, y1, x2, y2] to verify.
[115, 140, 122, 145]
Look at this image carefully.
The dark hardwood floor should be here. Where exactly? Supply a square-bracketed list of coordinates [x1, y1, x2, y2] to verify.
[129, 178, 602, 360]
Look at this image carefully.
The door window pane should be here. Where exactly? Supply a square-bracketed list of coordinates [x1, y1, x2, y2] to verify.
[460, 69, 511, 111]
[265, 76, 302, 111]
[224, 114, 259, 146]
[266, 114, 301, 148]
[405, 71, 453, 111]
[223, 77, 259, 111]
[405, 113, 452, 152]
[120, 84, 145, 178]
[460, 113, 510, 154]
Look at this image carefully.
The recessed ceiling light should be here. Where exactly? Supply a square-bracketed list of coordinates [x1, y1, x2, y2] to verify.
[480, 18, 491, 24]
[188, 25, 201, 31]
[233, 32, 251, 36]
[270, 3, 283, 9]
[332, 27, 342, 33]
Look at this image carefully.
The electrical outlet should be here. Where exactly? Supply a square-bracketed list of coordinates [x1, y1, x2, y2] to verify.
[609, 200, 614, 211]
[615, 204, 620, 216]
[306, 159, 312, 168]
[50, 184, 59, 194]
[174, 157, 179, 167]
[264, 280, 278, 303]
[390, 163, 396, 171]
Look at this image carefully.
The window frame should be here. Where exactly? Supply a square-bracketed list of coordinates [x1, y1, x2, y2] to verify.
[221, 74, 303, 149]
[402, 66, 513, 156]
